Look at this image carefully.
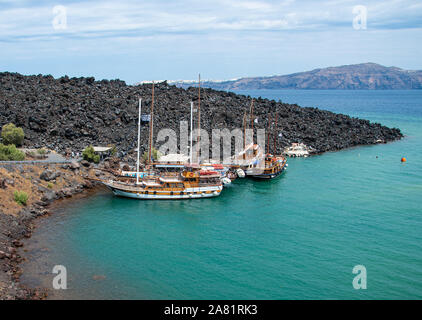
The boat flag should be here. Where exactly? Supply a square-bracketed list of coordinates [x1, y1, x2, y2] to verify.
[141, 114, 151, 122]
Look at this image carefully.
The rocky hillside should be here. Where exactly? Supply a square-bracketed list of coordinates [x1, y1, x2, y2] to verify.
[0, 72, 402, 159]
[175, 63, 422, 90]
[0, 163, 98, 300]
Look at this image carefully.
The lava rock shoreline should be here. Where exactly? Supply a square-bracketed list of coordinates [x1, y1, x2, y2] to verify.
[0, 71, 406, 300]
[0, 163, 98, 300]
[0, 72, 403, 159]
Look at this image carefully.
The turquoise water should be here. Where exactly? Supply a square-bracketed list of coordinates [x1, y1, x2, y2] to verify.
[22, 90, 422, 299]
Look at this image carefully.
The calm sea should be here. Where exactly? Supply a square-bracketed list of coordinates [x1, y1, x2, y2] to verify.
[21, 90, 422, 300]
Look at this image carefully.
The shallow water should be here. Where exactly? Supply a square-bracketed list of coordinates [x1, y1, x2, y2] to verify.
[21, 90, 422, 299]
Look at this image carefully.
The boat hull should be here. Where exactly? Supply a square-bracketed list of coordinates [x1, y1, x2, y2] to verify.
[250, 170, 284, 179]
[248, 161, 287, 180]
[105, 183, 223, 200]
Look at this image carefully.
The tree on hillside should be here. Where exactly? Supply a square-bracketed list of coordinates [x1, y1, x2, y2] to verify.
[82, 145, 100, 163]
[0, 143, 25, 161]
[1, 123, 24, 146]
[142, 147, 162, 163]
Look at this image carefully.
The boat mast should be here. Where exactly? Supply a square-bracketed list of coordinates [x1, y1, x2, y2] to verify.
[136, 98, 142, 184]
[190, 101, 194, 163]
[267, 113, 272, 155]
[250, 99, 255, 132]
[196, 74, 201, 163]
[148, 82, 155, 165]
[243, 110, 247, 160]
[249, 99, 255, 148]
[273, 109, 278, 155]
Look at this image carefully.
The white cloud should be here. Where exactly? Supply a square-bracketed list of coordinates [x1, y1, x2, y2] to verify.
[0, 0, 421, 83]
[0, 0, 421, 42]
[226, 0, 273, 11]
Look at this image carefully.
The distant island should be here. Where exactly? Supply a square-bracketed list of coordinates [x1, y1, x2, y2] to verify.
[171, 63, 422, 90]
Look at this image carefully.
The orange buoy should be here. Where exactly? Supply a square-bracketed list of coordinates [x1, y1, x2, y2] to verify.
[401, 157, 407, 163]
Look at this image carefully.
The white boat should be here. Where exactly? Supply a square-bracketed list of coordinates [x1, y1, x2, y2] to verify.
[236, 168, 246, 178]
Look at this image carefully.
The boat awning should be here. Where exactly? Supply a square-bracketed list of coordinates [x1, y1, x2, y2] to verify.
[142, 180, 162, 187]
[155, 164, 185, 169]
[158, 153, 190, 163]
[159, 177, 182, 183]
[92, 146, 112, 153]
[199, 174, 220, 179]
[185, 163, 200, 169]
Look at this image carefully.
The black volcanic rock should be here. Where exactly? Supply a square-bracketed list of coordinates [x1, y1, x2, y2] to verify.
[0, 72, 403, 159]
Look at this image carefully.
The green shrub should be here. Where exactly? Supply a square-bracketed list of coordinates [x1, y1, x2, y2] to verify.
[26, 151, 36, 158]
[27, 148, 47, 159]
[14, 191, 28, 206]
[1, 123, 24, 146]
[83, 145, 101, 163]
[108, 144, 117, 156]
[142, 147, 162, 163]
[47, 183, 53, 189]
[37, 148, 47, 155]
[0, 144, 25, 161]
[82, 146, 95, 161]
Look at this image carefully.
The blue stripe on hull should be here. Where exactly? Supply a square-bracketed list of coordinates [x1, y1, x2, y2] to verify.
[106, 185, 222, 200]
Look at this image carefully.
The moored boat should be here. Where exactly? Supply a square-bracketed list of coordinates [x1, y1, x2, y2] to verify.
[246, 154, 287, 179]
[102, 81, 224, 200]
[104, 168, 223, 200]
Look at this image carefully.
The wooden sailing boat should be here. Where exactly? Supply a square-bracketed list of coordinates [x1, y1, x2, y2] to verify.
[103, 82, 223, 199]
[245, 105, 287, 179]
[230, 99, 263, 174]
[104, 167, 223, 199]
[246, 154, 287, 179]
[229, 99, 287, 179]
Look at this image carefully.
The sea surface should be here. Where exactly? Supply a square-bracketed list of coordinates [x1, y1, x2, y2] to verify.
[21, 90, 422, 300]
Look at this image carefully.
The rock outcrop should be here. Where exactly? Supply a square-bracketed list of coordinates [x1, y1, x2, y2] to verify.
[0, 163, 99, 300]
[0, 72, 403, 159]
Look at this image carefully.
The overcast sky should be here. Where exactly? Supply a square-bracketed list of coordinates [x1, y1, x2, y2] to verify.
[1, 0, 421, 83]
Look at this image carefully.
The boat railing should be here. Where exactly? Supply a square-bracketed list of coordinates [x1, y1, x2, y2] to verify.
[160, 172, 180, 177]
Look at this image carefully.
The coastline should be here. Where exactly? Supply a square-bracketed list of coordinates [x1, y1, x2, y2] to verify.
[0, 162, 99, 300]
[19, 185, 108, 300]
[0, 136, 406, 300]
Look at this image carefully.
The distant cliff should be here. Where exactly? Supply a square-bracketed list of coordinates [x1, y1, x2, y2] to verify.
[174, 63, 422, 90]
